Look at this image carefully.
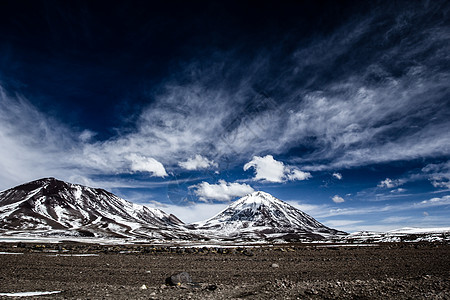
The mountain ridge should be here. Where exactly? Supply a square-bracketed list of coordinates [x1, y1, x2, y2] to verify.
[1, 178, 346, 242]
[0, 177, 186, 239]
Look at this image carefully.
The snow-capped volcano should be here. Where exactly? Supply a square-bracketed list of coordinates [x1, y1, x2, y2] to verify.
[0, 178, 185, 239]
[0, 180, 345, 242]
[190, 191, 346, 241]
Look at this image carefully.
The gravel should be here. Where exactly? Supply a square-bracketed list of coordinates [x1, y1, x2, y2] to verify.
[0, 242, 448, 299]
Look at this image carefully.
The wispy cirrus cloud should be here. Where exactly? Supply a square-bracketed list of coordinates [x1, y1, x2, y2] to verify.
[0, 85, 171, 189]
[305, 194, 450, 219]
[391, 188, 406, 193]
[75, 2, 449, 177]
[422, 161, 450, 189]
[179, 155, 218, 171]
[416, 195, 450, 208]
[0, 1, 448, 196]
[0, 86, 81, 189]
[324, 219, 363, 227]
[372, 160, 450, 192]
[381, 216, 412, 224]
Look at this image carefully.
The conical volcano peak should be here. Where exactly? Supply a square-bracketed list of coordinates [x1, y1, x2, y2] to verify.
[247, 191, 274, 199]
[193, 190, 346, 241]
[231, 191, 284, 208]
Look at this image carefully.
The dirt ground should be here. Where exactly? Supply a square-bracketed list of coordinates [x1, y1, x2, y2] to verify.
[0, 242, 448, 299]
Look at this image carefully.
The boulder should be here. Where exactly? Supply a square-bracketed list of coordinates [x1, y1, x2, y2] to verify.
[165, 272, 192, 286]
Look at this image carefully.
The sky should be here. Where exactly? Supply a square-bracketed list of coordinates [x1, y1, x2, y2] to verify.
[0, 0, 449, 232]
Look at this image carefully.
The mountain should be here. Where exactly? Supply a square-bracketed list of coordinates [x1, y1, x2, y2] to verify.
[2, 179, 447, 244]
[0, 179, 345, 242]
[189, 191, 347, 241]
[344, 227, 450, 243]
[0, 177, 187, 239]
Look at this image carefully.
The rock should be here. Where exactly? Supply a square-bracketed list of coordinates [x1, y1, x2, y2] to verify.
[206, 284, 217, 291]
[140, 284, 147, 290]
[165, 272, 192, 286]
[305, 288, 319, 295]
[271, 263, 279, 268]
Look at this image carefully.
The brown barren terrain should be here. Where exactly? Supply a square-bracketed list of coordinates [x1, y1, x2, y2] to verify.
[0, 242, 449, 299]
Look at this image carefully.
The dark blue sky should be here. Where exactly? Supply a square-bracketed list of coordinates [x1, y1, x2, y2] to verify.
[0, 0, 449, 231]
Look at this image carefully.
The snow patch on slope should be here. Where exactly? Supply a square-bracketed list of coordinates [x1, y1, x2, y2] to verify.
[0, 291, 61, 297]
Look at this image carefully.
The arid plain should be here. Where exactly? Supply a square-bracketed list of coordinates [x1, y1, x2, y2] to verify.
[0, 242, 448, 299]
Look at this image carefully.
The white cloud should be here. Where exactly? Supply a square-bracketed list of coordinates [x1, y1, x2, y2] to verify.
[332, 195, 345, 203]
[79, 130, 96, 142]
[378, 178, 403, 189]
[324, 220, 362, 227]
[381, 216, 411, 223]
[422, 161, 450, 173]
[285, 5, 450, 171]
[0, 86, 85, 190]
[286, 168, 312, 181]
[347, 224, 402, 232]
[154, 202, 229, 223]
[243, 155, 311, 183]
[332, 172, 343, 180]
[284, 193, 450, 232]
[431, 180, 450, 189]
[126, 153, 167, 177]
[417, 195, 450, 207]
[309, 194, 450, 219]
[0, 2, 448, 205]
[191, 179, 254, 202]
[147, 200, 168, 208]
[286, 202, 330, 217]
[322, 220, 365, 233]
[178, 155, 218, 170]
[391, 188, 406, 193]
[244, 155, 284, 182]
[419, 161, 450, 189]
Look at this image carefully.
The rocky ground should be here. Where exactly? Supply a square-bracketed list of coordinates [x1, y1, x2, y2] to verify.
[0, 242, 448, 299]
